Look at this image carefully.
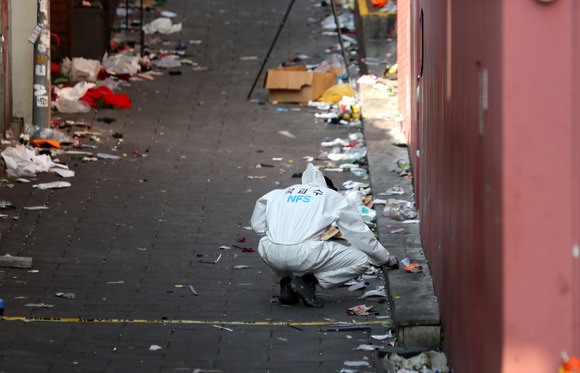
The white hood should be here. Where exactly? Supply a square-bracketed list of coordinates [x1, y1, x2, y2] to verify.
[301, 163, 326, 188]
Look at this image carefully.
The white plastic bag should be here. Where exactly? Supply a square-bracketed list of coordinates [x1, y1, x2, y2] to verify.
[70, 57, 101, 82]
[102, 53, 141, 75]
[1, 146, 69, 177]
[143, 18, 182, 35]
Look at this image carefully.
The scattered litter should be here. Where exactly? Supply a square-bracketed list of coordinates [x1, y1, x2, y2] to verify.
[0, 201, 14, 209]
[33, 181, 71, 190]
[401, 258, 423, 273]
[361, 289, 387, 299]
[384, 199, 417, 221]
[199, 254, 222, 264]
[143, 17, 182, 35]
[219, 246, 232, 250]
[149, 345, 162, 351]
[54, 169, 75, 178]
[2, 145, 69, 177]
[354, 344, 380, 351]
[235, 237, 246, 243]
[188, 285, 198, 296]
[396, 159, 411, 171]
[278, 130, 296, 138]
[24, 303, 54, 308]
[160, 10, 177, 17]
[0, 254, 32, 268]
[384, 351, 449, 373]
[247, 176, 266, 180]
[390, 228, 405, 234]
[348, 281, 365, 291]
[343, 361, 370, 367]
[97, 153, 122, 160]
[255, 163, 274, 168]
[212, 324, 233, 332]
[380, 186, 404, 195]
[23, 206, 49, 210]
[371, 330, 395, 340]
[347, 304, 374, 315]
[233, 265, 251, 270]
[55, 292, 75, 299]
[323, 325, 371, 332]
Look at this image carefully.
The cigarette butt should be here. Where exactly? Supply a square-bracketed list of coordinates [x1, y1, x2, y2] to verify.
[188, 285, 198, 296]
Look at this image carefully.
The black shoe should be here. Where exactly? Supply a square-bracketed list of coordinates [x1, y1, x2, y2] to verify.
[279, 277, 299, 305]
[289, 277, 324, 308]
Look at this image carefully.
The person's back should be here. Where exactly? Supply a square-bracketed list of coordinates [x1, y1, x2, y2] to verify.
[263, 184, 342, 245]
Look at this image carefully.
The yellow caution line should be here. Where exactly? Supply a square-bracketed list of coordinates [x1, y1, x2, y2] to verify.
[1, 316, 391, 326]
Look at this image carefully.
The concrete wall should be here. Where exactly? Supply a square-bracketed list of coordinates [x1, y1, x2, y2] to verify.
[398, 0, 579, 371]
[10, 0, 36, 124]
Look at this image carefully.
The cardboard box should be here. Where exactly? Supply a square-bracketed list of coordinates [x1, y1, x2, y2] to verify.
[263, 65, 340, 103]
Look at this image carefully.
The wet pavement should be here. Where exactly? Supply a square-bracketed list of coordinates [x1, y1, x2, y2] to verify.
[0, 0, 422, 372]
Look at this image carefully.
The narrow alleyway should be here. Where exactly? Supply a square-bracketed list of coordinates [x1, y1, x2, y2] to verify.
[0, 1, 411, 372]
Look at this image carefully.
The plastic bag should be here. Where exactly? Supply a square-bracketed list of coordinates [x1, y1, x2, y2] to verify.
[314, 54, 344, 73]
[1, 146, 68, 177]
[53, 81, 96, 101]
[102, 53, 141, 75]
[143, 17, 182, 35]
[27, 125, 73, 142]
[153, 55, 182, 68]
[60, 57, 72, 79]
[318, 84, 356, 103]
[70, 57, 101, 82]
[53, 99, 92, 113]
[383, 199, 417, 221]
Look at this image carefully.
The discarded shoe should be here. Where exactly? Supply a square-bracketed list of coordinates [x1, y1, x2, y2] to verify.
[279, 277, 299, 305]
[289, 277, 324, 308]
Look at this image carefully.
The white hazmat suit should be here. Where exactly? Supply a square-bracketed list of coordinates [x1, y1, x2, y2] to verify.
[251, 163, 390, 289]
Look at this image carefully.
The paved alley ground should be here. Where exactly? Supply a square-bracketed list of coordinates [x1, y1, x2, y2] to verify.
[0, 1, 410, 372]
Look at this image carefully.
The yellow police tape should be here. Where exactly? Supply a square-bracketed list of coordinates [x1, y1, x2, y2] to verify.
[1, 316, 391, 327]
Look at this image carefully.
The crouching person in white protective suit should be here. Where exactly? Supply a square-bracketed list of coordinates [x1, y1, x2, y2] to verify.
[251, 163, 397, 307]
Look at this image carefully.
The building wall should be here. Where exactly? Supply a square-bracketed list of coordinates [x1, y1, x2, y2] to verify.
[501, 1, 576, 371]
[574, 1, 580, 355]
[398, 0, 579, 371]
[10, 0, 36, 124]
[396, 0, 409, 143]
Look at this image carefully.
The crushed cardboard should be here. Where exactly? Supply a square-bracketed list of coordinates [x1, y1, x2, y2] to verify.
[264, 65, 341, 103]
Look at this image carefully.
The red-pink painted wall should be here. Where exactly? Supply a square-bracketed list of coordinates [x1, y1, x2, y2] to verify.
[397, 0, 579, 371]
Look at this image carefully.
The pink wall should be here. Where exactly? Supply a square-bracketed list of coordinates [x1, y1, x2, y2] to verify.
[398, 0, 579, 371]
[574, 2, 580, 355]
[501, 1, 576, 371]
